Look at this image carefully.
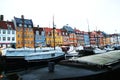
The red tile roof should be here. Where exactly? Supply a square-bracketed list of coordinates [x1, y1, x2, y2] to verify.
[0, 21, 15, 30]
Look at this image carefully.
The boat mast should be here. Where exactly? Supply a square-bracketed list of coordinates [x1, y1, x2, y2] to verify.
[87, 19, 91, 47]
[21, 15, 25, 48]
[96, 26, 99, 47]
[53, 15, 56, 50]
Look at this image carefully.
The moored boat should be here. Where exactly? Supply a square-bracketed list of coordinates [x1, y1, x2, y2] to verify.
[0, 46, 65, 73]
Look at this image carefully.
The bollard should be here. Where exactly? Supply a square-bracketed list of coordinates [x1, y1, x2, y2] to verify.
[48, 62, 55, 72]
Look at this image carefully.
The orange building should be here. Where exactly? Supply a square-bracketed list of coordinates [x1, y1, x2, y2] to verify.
[14, 15, 34, 48]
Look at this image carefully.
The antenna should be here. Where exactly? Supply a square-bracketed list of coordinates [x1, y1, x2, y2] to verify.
[87, 19, 90, 32]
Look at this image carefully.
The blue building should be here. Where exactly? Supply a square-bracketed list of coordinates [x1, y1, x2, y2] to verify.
[33, 27, 46, 47]
[84, 32, 90, 46]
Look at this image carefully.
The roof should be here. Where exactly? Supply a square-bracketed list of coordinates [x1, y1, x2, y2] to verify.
[33, 27, 44, 34]
[0, 21, 15, 30]
[62, 25, 74, 33]
[56, 29, 61, 33]
[14, 17, 33, 27]
[101, 31, 109, 37]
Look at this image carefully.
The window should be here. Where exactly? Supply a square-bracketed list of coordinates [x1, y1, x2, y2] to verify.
[0, 29, 1, 34]
[3, 37, 6, 41]
[28, 25, 32, 28]
[24, 24, 27, 27]
[18, 34, 20, 38]
[19, 24, 22, 27]
[0, 37, 1, 41]
[66, 33, 68, 35]
[7, 24, 12, 29]
[7, 30, 10, 34]
[36, 31, 39, 35]
[41, 31, 45, 36]
[12, 37, 15, 41]
[7, 37, 10, 41]
[63, 32, 64, 35]
[12, 30, 15, 34]
[3, 30, 6, 34]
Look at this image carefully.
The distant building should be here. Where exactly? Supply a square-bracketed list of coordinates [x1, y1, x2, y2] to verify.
[62, 24, 77, 46]
[84, 32, 90, 46]
[61, 29, 69, 46]
[0, 20, 16, 48]
[14, 15, 34, 48]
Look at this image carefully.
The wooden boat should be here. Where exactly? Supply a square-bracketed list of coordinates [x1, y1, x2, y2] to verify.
[0, 47, 65, 72]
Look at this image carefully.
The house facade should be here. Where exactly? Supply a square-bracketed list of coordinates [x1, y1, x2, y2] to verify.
[0, 20, 16, 48]
[33, 26, 46, 47]
[14, 15, 34, 48]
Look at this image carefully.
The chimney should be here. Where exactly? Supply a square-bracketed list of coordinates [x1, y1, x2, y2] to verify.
[37, 25, 39, 28]
[0, 15, 4, 21]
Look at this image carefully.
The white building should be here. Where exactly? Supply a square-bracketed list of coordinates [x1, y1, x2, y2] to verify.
[0, 21, 16, 48]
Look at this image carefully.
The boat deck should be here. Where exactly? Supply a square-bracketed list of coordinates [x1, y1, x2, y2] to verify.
[5, 63, 119, 80]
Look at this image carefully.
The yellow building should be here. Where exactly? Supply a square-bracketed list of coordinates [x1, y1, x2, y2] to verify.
[44, 28, 63, 47]
[103, 37, 111, 45]
[14, 15, 34, 48]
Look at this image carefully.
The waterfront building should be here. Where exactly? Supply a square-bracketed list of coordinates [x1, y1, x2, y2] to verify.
[44, 27, 63, 47]
[101, 31, 110, 46]
[44, 27, 52, 47]
[0, 19, 16, 48]
[84, 32, 90, 46]
[110, 33, 120, 45]
[61, 24, 76, 46]
[89, 31, 96, 47]
[14, 15, 34, 48]
[74, 28, 81, 46]
[61, 29, 69, 46]
[33, 26, 46, 47]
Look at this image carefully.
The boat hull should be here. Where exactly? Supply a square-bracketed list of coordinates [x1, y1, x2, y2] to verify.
[1, 54, 65, 73]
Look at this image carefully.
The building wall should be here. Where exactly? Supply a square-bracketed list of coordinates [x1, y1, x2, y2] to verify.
[84, 33, 90, 46]
[14, 16, 34, 48]
[0, 29, 16, 47]
[16, 27, 34, 48]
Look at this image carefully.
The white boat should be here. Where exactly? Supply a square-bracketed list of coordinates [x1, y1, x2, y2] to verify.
[65, 45, 84, 57]
[93, 47, 106, 54]
[25, 46, 65, 61]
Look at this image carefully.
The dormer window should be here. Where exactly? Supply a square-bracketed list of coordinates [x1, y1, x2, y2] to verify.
[7, 24, 12, 30]
[28, 25, 32, 28]
[24, 24, 27, 28]
[41, 31, 45, 36]
[36, 30, 39, 35]
[19, 24, 22, 27]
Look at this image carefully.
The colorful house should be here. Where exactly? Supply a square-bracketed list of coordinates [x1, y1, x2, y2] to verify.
[44, 27, 63, 47]
[0, 20, 16, 48]
[33, 26, 46, 47]
[84, 32, 90, 46]
[61, 29, 69, 46]
[61, 24, 77, 46]
[14, 15, 34, 48]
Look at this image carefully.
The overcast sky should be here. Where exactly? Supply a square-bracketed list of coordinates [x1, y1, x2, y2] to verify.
[0, 0, 120, 34]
